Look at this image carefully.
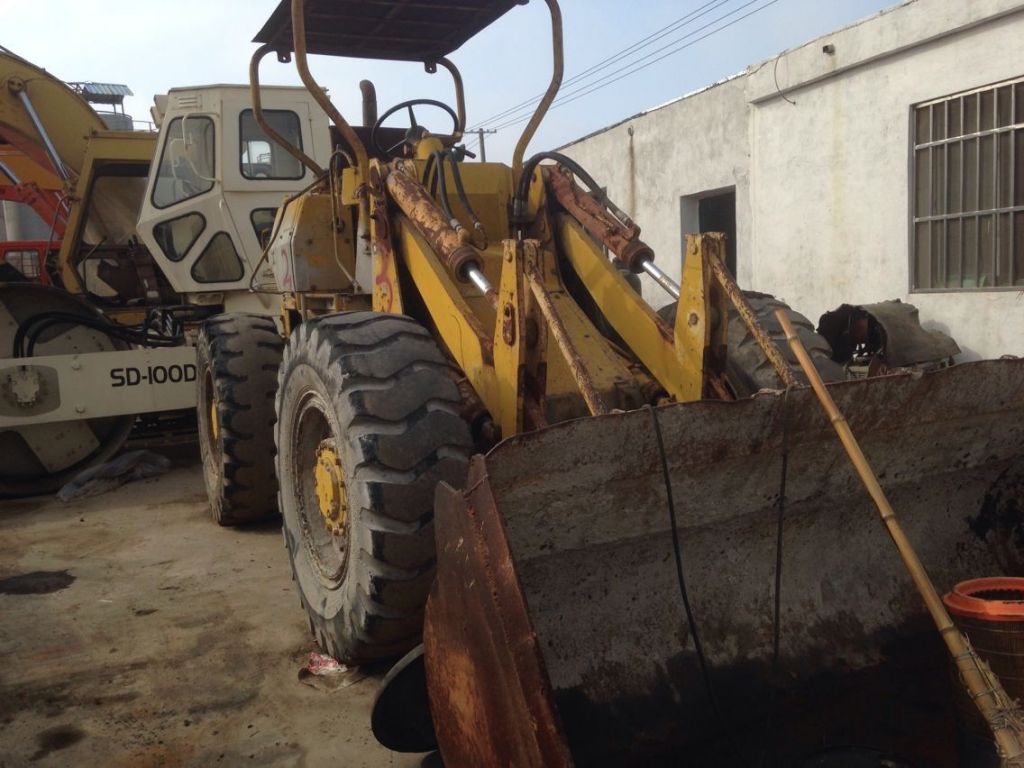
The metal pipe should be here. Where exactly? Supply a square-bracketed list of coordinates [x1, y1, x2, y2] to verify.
[708, 255, 798, 388]
[641, 260, 680, 299]
[434, 58, 466, 143]
[0, 160, 20, 185]
[465, 265, 496, 305]
[544, 164, 652, 266]
[14, 89, 70, 182]
[385, 165, 481, 283]
[777, 309, 1024, 765]
[249, 43, 324, 176]
[526, 265, 609, 416]
[512, 0, 563, 179]
[291, 0, 369, 183]
[359, 80, 378, 127]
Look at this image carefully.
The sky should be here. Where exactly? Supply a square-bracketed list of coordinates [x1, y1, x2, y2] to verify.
[3, 0, 899, 161]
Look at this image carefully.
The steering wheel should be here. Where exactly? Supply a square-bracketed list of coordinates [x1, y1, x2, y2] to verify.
[371, 98, 460, 158]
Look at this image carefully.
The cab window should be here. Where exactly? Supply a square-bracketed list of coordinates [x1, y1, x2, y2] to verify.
[240, 109, 304, 180]
[152, 116, 216, 209]
[191, 232, 244, 283]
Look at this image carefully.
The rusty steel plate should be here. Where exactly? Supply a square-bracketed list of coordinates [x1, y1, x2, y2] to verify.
[426, 359, 1024, 766]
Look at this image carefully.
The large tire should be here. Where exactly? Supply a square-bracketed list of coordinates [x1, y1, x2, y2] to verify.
[659, 292, 845, 397]
[275, 312, 472, 664]
[197, 313, 283, 526]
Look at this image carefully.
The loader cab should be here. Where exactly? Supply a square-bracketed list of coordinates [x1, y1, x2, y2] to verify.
[136, 85, 332, 296]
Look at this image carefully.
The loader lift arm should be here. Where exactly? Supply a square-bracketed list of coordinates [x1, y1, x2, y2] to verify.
[251, 2, 1024, 766]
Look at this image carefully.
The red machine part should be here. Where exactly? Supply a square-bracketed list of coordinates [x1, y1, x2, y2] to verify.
[0, 182, 67, 240]
[0, 239, 55, 284]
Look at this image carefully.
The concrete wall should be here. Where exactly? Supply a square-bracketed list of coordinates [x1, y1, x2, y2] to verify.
[563, 75, 752, 310]
[563, 0, 1024, 360]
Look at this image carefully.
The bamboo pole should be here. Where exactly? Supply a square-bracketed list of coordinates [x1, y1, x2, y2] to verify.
[775, 308, 1024, 765]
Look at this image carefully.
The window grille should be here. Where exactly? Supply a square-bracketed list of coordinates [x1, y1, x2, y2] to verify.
[911, 77, 1024, 290]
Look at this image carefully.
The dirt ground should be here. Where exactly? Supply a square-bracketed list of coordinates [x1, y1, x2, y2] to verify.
[0, 446, 429, 768]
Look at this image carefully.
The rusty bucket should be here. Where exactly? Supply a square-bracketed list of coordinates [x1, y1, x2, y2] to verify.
[423, 360, 1024, 767]
[945, 577, 1024, 767]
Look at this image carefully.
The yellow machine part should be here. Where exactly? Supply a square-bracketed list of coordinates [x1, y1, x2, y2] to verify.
[0, 50, 107, 183]
[0, 146, 62, 190]
[56, 132, 158, 296]
[314, 440, 347, 536]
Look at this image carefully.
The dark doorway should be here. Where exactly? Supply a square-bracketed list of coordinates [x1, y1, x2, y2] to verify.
[698, 190, 737, 277]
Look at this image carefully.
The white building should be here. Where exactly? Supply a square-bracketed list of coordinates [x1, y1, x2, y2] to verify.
[562, 0, 1024, 360]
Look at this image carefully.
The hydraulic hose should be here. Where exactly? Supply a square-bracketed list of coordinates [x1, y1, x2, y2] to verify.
[14, 312, 184, 358]
[513, 151, 629, 227]
[445, 153, 487, 247]
[422, 150, 486, 246]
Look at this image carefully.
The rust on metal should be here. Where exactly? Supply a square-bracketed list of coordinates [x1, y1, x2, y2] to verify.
[467, 357, 1024, 764]
[248, 43, 323, 176]
[433, 57, 466, 143]
[448, 369, 499, 449]
[501, 302, 517, 346]
[290, 0, 368, 182]
[424, 459, 574, 768]
[707, 252, 799, 389]
[546, 165, 654, 273]
[512, 0, 564, 178]
[525, 263, 609, 417]
[370, 208, 399, 313]
[778, 310, 1024, 762]
[384, 163, 481, 281]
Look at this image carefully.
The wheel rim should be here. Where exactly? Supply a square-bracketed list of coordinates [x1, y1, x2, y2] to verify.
[199, 365, 224, 497]
[207, 377, 220, 443]
[314, 438, 348, 536]
[291, 390, 349, 583]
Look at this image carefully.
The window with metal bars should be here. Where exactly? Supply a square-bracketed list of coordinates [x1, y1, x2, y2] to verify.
[911, 77, 1024, 290]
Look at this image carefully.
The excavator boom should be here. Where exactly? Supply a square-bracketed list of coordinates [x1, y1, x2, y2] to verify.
[0, 48, 106, 185]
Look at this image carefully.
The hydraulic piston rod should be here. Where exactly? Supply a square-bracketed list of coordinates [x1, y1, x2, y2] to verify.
[0, 160, 20, 185]
[11, 85, 70, 182]
[385, 165, 496, 305]
[466, 266, 495, 302]
[642, 259, 680, 299]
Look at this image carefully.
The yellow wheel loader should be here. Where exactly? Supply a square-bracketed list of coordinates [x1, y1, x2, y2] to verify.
[242, 1, 1024, 764]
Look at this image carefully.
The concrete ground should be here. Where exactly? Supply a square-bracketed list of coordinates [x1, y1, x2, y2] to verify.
[0, 447, 428, 768]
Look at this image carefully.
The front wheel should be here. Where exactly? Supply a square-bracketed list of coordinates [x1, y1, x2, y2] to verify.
[196, 313, 283, 525]
[275, 312, 471, 664]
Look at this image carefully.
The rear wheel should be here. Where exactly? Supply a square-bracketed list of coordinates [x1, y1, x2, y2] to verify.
[275, 312, 471, 664]
[659, 291, 845, 397]
[196, 313, 283, 525]
[0, 284, 133, 497]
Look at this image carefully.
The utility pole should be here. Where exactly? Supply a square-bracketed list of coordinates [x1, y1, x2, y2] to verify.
[473, 128, 497, 162]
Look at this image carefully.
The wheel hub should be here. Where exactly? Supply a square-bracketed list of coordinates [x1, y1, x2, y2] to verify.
[314, 439, 348, 535]
[209, 398, 220, 441]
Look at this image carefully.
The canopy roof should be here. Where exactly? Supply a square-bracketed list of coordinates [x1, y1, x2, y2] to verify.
[254, 0, 525, 62]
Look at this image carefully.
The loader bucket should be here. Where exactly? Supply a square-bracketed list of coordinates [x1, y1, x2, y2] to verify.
[424, 359, 1024, 767]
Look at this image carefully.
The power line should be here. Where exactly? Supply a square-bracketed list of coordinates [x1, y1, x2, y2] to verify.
[489, 0, 780, 134]
[488, 0, 774, 132]
[468, 0, 734, 131]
